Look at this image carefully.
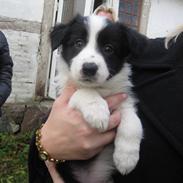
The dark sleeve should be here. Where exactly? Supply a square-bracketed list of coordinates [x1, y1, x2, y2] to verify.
[0, 31, 13, 107]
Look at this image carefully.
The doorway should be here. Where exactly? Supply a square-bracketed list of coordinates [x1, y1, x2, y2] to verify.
[48, 0, 119, 98]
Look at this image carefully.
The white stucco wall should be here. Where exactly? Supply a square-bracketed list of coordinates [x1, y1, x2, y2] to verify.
[0, 0, 45, 103]
[3, 30, 40, 103]
[0, 0, 44, 22]
[147, 0, 183, 38]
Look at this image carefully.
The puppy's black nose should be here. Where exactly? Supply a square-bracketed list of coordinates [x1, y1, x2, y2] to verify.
[82, 62, 98, 76]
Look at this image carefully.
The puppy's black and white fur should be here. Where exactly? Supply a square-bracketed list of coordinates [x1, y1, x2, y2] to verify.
[29, 15, 148, 183]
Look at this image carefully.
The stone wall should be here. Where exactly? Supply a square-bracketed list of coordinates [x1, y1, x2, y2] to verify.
[0, 100, 53, 133]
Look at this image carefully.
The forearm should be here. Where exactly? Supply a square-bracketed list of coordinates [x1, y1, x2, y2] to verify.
[0, 54, 13, 107]
[0, 82, 11, 107]
[0, 31, 10, 55]
[0, 31, 13, 107]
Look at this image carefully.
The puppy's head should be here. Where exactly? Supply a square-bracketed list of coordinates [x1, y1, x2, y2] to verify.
[51, 15, 147, 87]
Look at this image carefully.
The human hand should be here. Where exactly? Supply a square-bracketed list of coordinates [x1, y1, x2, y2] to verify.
[40, 83, 127, 161]
[41, 82, 127, 183]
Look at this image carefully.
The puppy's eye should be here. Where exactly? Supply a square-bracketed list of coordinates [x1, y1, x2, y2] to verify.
[74, 39, 84, 49]
[104, 44, 114, 54]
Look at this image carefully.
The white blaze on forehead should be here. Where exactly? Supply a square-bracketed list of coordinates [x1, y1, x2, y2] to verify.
[87, 15, 107, 48]
[70, 15, 110, 86]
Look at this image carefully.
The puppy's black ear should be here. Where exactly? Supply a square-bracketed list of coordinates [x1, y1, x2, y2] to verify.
[50, 14, 84, 51]
[124, 25, 148, 57]
[50, 24, 68, 51]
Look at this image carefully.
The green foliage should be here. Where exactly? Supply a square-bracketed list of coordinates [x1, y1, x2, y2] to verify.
[0, 132, 33, 183]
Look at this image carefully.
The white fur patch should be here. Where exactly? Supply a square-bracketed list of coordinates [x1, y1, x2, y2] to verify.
[69, 88, 110, 132]
[114, 106, 143, 174]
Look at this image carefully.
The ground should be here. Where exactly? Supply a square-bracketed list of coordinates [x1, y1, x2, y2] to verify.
[0, 132, 32, 183]
[0, 101, 52, 183]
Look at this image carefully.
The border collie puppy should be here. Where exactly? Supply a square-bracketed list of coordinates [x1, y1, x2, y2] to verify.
[29, 15, 147, 183]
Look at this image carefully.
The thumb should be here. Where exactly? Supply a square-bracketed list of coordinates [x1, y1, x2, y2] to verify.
[56, 81, 76, 104]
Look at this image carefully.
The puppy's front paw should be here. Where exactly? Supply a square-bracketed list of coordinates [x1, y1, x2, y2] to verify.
[82, 99, 110, 132]
[68, 89, 110, 132]
[113, 146, 139, 175]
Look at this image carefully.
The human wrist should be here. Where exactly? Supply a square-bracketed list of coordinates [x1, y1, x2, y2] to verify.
[36, 124, 65, 163]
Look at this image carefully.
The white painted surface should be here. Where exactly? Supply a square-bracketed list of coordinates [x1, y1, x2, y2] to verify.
[147, 0, 183, 38]
[0, 0, 44, 22]
[48, 0, 63, 99]
[3, 30, 39, 103]
[84, 0, 94, 16]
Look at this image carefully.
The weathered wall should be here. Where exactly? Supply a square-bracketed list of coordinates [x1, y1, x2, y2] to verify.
[0, 0, 44, 21]
[146, 0, 183, 38]
[1, 0, 183, 103]
[0, 0, 45, 103]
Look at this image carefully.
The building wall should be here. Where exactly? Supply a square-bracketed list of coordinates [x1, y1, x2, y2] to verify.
[0, 0, 45, 103]
[146, 0, 183, 38]
[1, 0, 183, 103]
[4, 30, 40, 103]
[0, 0, 44, 21]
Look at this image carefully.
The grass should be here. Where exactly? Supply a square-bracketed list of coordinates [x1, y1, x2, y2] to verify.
[0, 132, 33, 183]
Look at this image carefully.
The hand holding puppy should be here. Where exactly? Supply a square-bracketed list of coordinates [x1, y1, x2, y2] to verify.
[40, 82, 127, 161]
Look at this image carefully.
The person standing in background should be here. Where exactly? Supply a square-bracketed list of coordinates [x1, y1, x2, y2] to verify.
[93, 4, 117, 22]
[0, 31, 13, 116]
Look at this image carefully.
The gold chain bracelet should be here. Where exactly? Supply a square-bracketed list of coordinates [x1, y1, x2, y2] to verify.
[35, 124, 66, 163]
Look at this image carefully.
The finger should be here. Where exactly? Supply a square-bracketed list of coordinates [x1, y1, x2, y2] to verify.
[107, 110, 121, 131]
[96, 130, 116, 147]
[45, 161, 65, 183]
[57, 81, 76, 104]
[105, 93, 127, 111]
